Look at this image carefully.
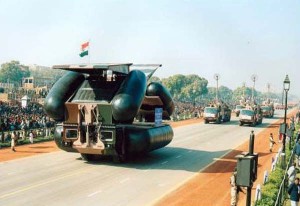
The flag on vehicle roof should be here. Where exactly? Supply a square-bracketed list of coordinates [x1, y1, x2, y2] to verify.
[79, 41, 89, 57]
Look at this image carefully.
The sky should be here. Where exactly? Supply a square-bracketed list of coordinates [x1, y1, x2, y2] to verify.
[0, 0, 299, 97]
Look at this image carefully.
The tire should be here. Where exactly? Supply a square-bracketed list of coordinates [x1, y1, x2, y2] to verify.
[204, 120, 208, 124]
[113, 154, 127, 163]
[239, 121, 243, 126]
[252, 122, 256, 127]
[81, 154, 101, 161]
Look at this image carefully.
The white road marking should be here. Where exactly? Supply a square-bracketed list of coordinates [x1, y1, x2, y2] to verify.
[119, 178, 130, 184]
[88, 190, 102, 197]
[161, 161, 168, 165]
[175, 155, 182, 159]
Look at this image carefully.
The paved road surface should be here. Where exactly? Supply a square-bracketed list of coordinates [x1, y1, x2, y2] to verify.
[0, 111, 285, 206]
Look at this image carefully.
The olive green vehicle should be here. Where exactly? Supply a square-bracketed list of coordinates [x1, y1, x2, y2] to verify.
[203, 101, 231, 124]
[44, 63, 174, 162]
[239, 106, 263, 127]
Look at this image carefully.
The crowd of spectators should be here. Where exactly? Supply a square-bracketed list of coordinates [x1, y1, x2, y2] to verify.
[172, 101, 204, 121]
[0, 101, 54, 142]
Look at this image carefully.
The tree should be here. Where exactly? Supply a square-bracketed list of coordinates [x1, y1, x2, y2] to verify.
[218, 86, 233, 102]
[161, 74, 208, 102]
[0, 61, 30, 85]
[232, 86, 255, 101]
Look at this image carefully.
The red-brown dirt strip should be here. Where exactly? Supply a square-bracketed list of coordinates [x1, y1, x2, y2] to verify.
[0, 118, 204, 162]
[155, 110, 297, 206]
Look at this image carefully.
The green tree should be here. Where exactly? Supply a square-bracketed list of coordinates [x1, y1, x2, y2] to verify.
[162, 74, 208, 102]
[232, 86, 255, 101]
[218, 86, 233, 102]
[0, 61, 30, 85]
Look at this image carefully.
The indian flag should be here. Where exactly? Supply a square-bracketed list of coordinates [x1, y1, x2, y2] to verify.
[79, 41, 89, 57]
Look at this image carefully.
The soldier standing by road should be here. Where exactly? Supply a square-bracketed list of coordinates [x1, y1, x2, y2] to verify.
[230, 167, 245, 206]
[11, 131, 17, 152]
[230, 169, 237, 206]
[269, 133, 276, 152]
[29, 130, 34, 144]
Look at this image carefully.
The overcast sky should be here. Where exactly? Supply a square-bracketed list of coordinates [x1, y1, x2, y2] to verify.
[0, 0, 299, 96]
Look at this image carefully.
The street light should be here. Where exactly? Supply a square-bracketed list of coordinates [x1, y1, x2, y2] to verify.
[251, 74, 258, 101]
[193, 89, 196, 108]
[267, 83, 270, 99]
[214, 74, 220, 101]
[282, 75, 290, 153]
[242, 82, 246, 97]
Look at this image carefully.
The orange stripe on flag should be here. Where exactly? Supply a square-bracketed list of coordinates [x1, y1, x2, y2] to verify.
[81, 42, 89, 50]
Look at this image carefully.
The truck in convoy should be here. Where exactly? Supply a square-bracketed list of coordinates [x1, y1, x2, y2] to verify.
[239, 104, 263, 127]
[234, 105, 245, 117]
[44, 63, 174, 162]
[261, 99, 275, 118]
[203, 101, 231, 124]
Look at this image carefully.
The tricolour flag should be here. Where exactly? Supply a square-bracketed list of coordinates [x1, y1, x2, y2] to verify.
[79, 41, 89, 57]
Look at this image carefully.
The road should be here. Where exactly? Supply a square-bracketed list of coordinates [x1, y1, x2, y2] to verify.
[0, 111, 285, 206]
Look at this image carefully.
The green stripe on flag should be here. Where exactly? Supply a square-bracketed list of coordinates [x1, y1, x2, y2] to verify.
[79, 50, 88, 57]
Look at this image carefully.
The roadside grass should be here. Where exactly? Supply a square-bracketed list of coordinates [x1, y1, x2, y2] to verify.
[255, 123, 299, 206]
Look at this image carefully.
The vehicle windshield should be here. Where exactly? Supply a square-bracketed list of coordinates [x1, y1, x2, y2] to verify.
[261, 106, 271, 111]
[236, 105, 245, 110]
[204, 107, 218, 114]
[240, 109, 254, 116]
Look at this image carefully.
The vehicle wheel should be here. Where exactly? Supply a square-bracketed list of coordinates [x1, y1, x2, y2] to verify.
[204, 120, 208, 124]
[81, 154, 101, 161]
[252, 122, 256, 127]
[239, 122, 243, 126]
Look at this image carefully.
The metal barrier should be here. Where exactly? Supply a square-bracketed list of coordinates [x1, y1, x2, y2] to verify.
[274, 146, 295, 206]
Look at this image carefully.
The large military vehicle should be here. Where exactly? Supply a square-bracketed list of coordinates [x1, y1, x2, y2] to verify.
[239, 104, 263, 127]
[44, 63, 174, 162]
[234, 105, 245, 117]
[203, 101, 231, 124]
[261, 99, 274, 118]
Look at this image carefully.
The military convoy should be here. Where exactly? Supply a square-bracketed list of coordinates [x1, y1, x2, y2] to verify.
[44, 63, 174, 162]
[203, 101, 231, 124]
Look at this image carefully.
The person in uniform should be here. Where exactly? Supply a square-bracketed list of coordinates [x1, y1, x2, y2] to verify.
[269, 133, 276, 152]
[11, 131, 17, 152]
[230, 168, 238, 206]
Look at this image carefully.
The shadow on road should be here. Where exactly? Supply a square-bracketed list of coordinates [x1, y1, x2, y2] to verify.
[82, 146, 270, 174]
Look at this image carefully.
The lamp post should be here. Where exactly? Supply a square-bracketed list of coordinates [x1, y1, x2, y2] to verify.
[193, 89, 196, 108]
[242, 82, 246, 97]
[267, 83, 270, 99]
[282, 75, 290, 153]
[214, 74, 220, 101]
[251, 74, 258, 101]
